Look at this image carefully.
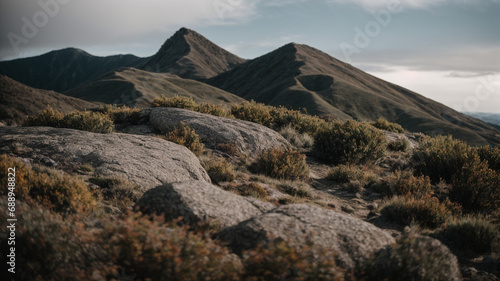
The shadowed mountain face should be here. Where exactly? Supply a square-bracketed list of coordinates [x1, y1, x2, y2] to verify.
[63, 67, 245, 107]
[0, 75, 97, 126]
[209, 43, 500, 146]
[138, 27, 246, 81]
[0, 48, 145, 92]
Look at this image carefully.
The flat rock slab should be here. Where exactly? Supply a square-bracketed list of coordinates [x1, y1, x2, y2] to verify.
[135, 180, 276, 229]
[217, 203, 395, 268]
[0, 126, 210, 190]
[149, 107, 290, 156]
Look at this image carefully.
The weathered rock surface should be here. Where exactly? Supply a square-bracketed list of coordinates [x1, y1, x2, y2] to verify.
[217, 204, 395, 268]
[135, 180, 276, 228]
[148, 107, 290, 156]
[0, 126, 210, 190]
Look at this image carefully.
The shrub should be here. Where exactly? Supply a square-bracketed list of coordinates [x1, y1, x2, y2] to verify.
[279, 182, 314, 198]
[98, 212, 242, 280]
[412, 135, 476, 183]
[313, 120, 387, 165]
[90, 176, 143, 210]
[0, 155, 98, 214]
[151, 95, 197, 109]
[231, 101, 273, 127]
[279, 125, 314, 148]
[372, 170, 432, 199]
[242, 239, 344, 281]
[476, 145, 500, 171]
[327, 165, 363, 183]
[24, 108, 114, 133]
[388, 138, 410, 152]
[380, 196, 451, 229]
[371, 118, 405, 133]
[253, 148, 310, 181]
[216, 142, 240, 156]
[224, 182, 269, 199]
[439, 216, 499, 256]
[358, 235, 462, 281]
[97, 104, 142, 124]
[269, 106, 326, 135]
[162, 122, 204, 155]
[0, 201, 102, 280]
[196, 103, 231, 118]
[449, 159, 500, 214]
[202, 157, 236, 184]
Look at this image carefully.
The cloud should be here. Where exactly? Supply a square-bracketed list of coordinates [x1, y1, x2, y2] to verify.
[326, 0, 448, 10]
[0, 0, 259, 60]
[447, 71, 495, 78]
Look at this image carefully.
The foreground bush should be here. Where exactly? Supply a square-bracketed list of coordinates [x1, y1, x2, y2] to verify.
[243, 239, 345, 281]
[450, 160, 500, 214]
[99, 212, 242, 280]
[231, 101, 273, 127]
[439, 216, 498, 256]
[358, 235, 462, 281]
[476, 145, 500, 171]
[24, 107, 115, 133]
[0, 155, 98, 214]
[313, 120, 386, 165]
[381, 196, 451, 229]
[371, 118, 404, 133]
[152, 95, 231, 117]
[253, 148, 310, 181]
[412, 135, 476, 183]
[162, 122, 204, 155]
[90, 175, 142, 211]
[279, 125, 314, 148]
[372, 170, 432, 199]
[388, 138, 410, 152]
[201, 156, 236, 184]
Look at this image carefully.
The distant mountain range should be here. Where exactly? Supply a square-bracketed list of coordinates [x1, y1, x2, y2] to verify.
[463, 112, 500, 127]
[1, 27, 499, 146]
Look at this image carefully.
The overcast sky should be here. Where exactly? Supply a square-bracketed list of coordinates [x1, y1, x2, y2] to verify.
[1, 0, 499, 113]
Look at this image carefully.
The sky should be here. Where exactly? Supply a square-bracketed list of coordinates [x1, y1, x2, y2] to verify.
[1, 0, 499, 113]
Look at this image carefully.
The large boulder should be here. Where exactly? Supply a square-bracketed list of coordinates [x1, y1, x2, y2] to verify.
[135, 180, 276, 229]
[217, 204, 395, 268]
[0, 126, 210, 190]
[148, 107, 290, 156]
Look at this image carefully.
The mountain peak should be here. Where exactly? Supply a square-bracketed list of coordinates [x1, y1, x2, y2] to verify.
[139, 28, 245, 80]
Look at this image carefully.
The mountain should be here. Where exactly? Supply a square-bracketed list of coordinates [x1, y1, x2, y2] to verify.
[0, 48, 145, 92]
[209, 43, 500, 146]
[63, 67, 245, 107]
[463, 112, 500, 127]
[138, 27, 245, 81]
[0, 75, 96, 126]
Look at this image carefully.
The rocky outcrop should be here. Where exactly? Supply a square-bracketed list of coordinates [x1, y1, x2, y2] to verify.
[217, 204, 395, 268]
[135, 180, 276, 229]
[0, 126, 210, 190]
[148, 107, 290, 156]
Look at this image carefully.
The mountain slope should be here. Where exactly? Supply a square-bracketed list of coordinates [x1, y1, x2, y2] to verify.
[208, 43, 500, 146]
[138, 27, 246, 81]
[63, 67, 245, 107]
[0, 75, 97, 126]
[0, 48, 145, 92]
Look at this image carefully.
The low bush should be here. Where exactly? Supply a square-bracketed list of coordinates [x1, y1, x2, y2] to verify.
[358, 235, 461, 281]
[268, 105, 326, 135]
[202, 157, 236, 184]
[279, 125, 314, 148]
[0, 155, 98, 214]
[449, 159, 500, 214]
[231, 101, 273, 127]
[476, 145, 500, 171]
[412, 135, 476, 183]
[372, 170, 432, 199]
[151, 95, 197, 109]
[279, 182, 314, 198]
[224, 182, 269, 199]
[216, 142, 240, 156]
[97, 104, 142, 124]
[313, 120, 387, 165]
[439, 216, 499, 256]
[327, 165, 364, 183]
[162, 122, 204, 155]
[98, 212, 242, 280]
[24, 107, 114, 133]
[89, 176, 143, 210]
[242, 239, 345, 281]
[381, 196, 451, 229]
[388, 138, 410, 152]
[253, 148, 310, 181]
[371, 118, 405, 133]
